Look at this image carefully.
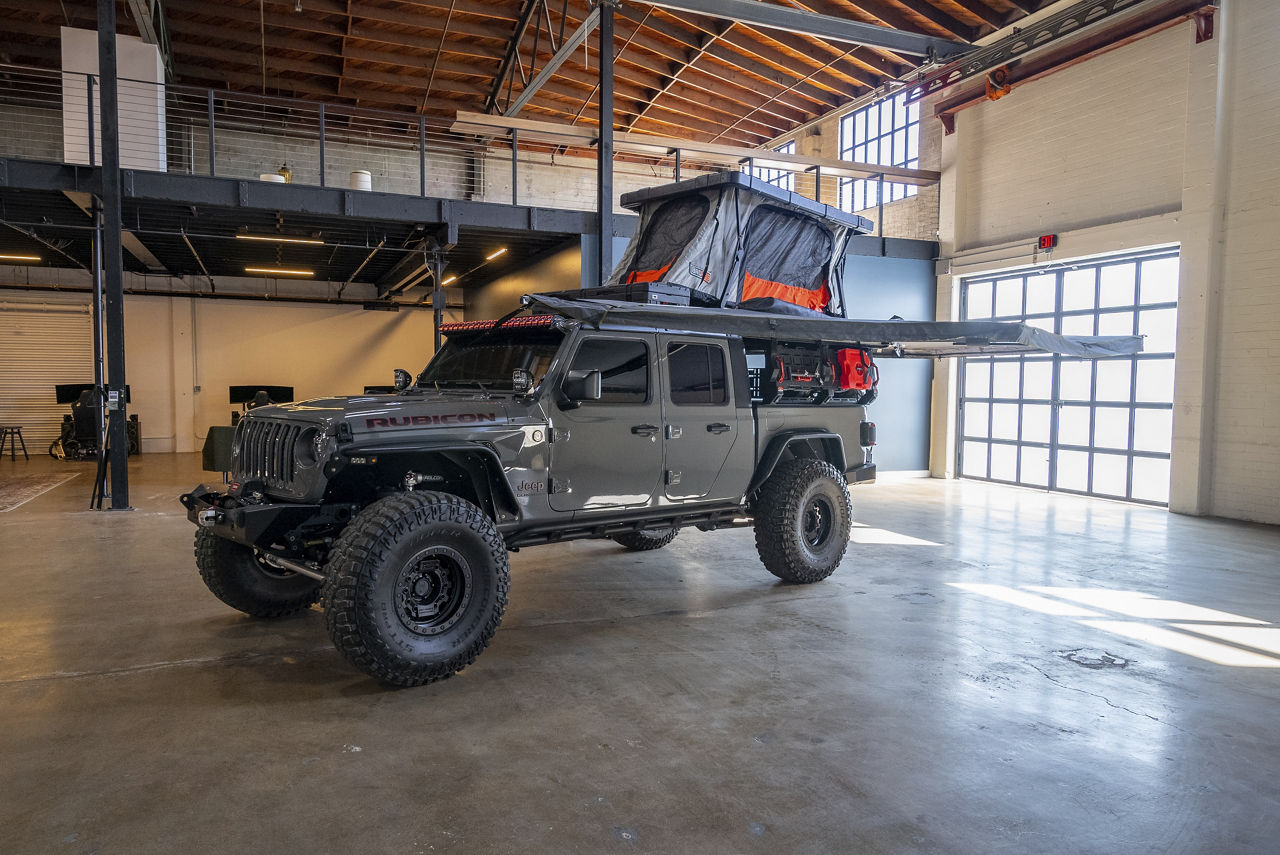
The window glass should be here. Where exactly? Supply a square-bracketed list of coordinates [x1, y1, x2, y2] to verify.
[990, 443, 1017, 482]
[1140, 257, 1179, 304]
[667, 342, 727, 405]
[746, 140, 796, 190]
[838, 91, 919, 213]
[570, 338, 649, 404]
[1131, 457, 1171, 503]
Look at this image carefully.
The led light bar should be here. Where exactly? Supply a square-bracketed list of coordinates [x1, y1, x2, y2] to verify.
[0, 254, 42, 262]
[486, 248, 508, 261]
[440, 314, 558, 334]
[245, 266, 314, 276]
[235, 234, 323, 246]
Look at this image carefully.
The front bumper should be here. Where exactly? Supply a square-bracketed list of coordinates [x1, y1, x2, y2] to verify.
[179, 483, 322, 549]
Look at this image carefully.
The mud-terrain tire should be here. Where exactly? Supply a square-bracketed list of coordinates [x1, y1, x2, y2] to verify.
[612, 528, 679, 551]
[323, 491, 509, 686]
[753, 458, 851, 584]
[195, 529, 322, 617]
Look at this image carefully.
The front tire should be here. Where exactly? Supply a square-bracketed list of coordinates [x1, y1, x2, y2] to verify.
[753, 459, 851, 583]
[612, 527, 678, 551]
[194, 529, 322, 617]
[323, 491, 510, 686]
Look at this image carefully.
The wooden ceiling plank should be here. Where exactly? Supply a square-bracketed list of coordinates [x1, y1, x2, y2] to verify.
[946, 0, 1019, 30]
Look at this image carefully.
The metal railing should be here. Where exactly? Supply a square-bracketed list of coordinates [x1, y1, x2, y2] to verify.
[0, 63, 926, 231]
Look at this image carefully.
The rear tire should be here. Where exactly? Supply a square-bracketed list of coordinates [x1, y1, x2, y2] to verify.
[323, 491, 509, 686]
[612, 527, 678, 551]
[753, 459, 851, 584]
[195, 529, 322, 617]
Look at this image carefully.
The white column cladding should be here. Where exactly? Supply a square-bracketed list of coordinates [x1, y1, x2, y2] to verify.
[60, 26, 166, 171]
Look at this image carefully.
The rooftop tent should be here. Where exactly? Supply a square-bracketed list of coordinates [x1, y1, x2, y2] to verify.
[606, 172, 873, 317]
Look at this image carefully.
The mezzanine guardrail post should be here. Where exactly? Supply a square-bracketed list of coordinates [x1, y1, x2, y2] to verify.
[86, 75, 96, 167]
[511, 128, 519, 206]
[673, 147, 681, 182]
[207, 89, 216, 176]
[419, 116, 427, 197]
[318, 103, 326, 187]
[877, 173, 884, 237]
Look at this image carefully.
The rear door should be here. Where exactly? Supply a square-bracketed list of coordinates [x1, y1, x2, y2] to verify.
[548, 333, 663, 512]
[661, 336, 743, 501]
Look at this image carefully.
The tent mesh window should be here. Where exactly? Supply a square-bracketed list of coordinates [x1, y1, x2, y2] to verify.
[738, 206, 834, 311]
[624, 195, 710, 284]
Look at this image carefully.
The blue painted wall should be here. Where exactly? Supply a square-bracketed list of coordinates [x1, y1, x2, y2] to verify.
[841, 251, 936, 472]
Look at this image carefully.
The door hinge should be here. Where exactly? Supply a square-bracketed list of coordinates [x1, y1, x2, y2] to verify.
[549, 477, 572, 494]
[665, 470, 682, 486]
[666, 424, 682, 439]
[550, 428, 571, 442]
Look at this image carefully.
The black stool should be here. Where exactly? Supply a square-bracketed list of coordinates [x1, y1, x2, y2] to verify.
[0, 425, 28, 461]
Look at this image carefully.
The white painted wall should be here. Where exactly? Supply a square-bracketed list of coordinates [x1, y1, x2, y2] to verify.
[931, 4, 1280, 524]
[0, 289, 457, 453]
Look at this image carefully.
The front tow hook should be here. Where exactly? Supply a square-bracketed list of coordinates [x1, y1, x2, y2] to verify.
[197, 508, 225, 527]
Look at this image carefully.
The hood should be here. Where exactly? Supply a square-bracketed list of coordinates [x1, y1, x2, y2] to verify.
[246, 393, 518, 435]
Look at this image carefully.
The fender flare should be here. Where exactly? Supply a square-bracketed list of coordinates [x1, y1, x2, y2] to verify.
[341, 440, 521, 521]
[747, 430, 847, 497]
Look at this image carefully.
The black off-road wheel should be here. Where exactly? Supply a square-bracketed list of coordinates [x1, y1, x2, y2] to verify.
[612, 527, 679, 551]
[753, 458, 851, 584]
[195, 529, 322, 617]
[323, 491, 510, 687]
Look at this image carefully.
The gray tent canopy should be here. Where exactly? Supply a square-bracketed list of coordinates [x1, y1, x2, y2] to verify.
[607, 172, 873, 317]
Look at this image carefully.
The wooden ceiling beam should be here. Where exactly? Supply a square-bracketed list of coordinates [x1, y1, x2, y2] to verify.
[884, 0, 979, 41]
[945, 0, 1019, 31]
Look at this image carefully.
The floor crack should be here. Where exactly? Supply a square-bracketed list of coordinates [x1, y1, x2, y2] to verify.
[1024, 660, 1188, 733]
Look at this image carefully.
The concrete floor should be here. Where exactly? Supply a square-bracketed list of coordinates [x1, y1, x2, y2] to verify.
[2, 452, 1279, 854]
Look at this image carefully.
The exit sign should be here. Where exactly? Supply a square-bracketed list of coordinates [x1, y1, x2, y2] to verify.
[1038, 234, 1058, 250]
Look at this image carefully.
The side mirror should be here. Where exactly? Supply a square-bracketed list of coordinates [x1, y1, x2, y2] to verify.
[393, 368, 412, 391]
[512, 368, 534, 394]
[562, 368, 602, 403]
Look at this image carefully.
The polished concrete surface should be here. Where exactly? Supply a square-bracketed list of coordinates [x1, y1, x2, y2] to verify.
[2, 452, 1279, 854]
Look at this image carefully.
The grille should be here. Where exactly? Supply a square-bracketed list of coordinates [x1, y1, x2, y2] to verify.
[232, 419, 304, 491]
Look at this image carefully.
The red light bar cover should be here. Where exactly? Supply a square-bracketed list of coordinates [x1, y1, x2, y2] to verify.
[440, 314, 559, 334]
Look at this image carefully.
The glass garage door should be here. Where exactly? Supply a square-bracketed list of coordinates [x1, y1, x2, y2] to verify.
[957, 250, 1178, 505]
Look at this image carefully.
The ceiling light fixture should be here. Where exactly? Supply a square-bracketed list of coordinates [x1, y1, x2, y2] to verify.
[245, 266, 314, 276]
[0, 254, 42, 262]
[485, 248, 508, 261]
[236, 234, 323, 246]
[442, 275, 458, 285]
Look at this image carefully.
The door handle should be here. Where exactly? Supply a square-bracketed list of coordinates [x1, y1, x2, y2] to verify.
[707, 423, 733, 434]
[631, 424, 659, 437]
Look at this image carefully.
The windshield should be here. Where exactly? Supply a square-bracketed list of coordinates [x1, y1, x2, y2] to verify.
[417, 329, 565, 392]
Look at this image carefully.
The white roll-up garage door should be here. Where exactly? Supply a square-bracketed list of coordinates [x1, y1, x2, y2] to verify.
[0, 300, 95, 450]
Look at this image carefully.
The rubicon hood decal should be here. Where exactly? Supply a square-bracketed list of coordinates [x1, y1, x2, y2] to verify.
[365, 412, 503, 429]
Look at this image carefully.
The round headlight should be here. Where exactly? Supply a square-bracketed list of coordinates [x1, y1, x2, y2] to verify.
[295, 427, 325, 466]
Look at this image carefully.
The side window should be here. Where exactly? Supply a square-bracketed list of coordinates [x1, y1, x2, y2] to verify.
[570, 338, 649, 404]
[667, 342, 727, 405]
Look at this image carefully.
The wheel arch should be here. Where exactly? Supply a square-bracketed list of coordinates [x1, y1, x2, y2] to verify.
[747, 431, 847, 497]
[342, 442, 521, 522]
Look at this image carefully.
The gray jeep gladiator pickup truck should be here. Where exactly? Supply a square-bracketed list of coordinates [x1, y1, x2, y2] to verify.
[181, 173, 1140, 685]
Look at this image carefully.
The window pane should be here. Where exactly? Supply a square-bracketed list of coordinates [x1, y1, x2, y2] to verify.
[1131, 457, 1171, 504]
[572, 338, 648, 403]
[962, 441, 988, 478]
[1139, 308, 1178, 353]
[1092, 453, 1128, 497]
[994, 278, 1023, 317]
[992, 360, 1020, 398]
[963, 401, 990, 438]
[1099, 263, 1136, 307]
[1023, 360, 1052, 398]
[667, 342, 726, 405]
[1133, 408, 1172, 454]
[1027, 316, 1055, 332]
[1056, 449, 1089, 491]
[907, 128, 919, 161]
[1058, 405, 1091, 447]
[1062, 268, 1096, 311]
[1022, 404, 1051, 444]
[964, 361, 991, 398]
[1060, 314, 1094, 336]
[1136, 359, 1176, 403]
[1094, 408, 1130, 450]
[992, 402, 1018, 440]
[1140, 256, 1179, 304]
[1025, 274, 1056, 315]
[1098, 311, 1134, 337]
[893, 128, 907, 165]
[1095, 360, 1132, 402]
[991, 443, 1018, 481]
[880, 100, 893, 131]
[966, 281, 993, 319]
[1021, 448, 1049, 487]
[1059, 361, 1092, 400]
[865, 107, 878, 138]
[866, 139, 879, 164]
[907, 101, 920, 123]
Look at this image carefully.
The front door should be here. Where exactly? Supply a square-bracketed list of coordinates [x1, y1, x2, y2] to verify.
[548, 333, 663, 512]
[661, 336, 742, 501]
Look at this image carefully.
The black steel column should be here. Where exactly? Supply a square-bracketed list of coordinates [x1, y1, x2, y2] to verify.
[594, 1, 615, 286]
[431, 249, 447, 351]
[98, 0, 130, 509]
